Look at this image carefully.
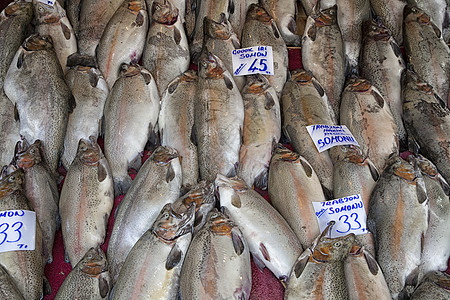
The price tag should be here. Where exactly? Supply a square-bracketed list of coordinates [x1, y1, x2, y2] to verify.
[0, 210, 36, 253]
[37, 0, 56, 6]
[232, 46, 274, 76]
[312, 194, 368, 238]
[306, 124, 359, 153]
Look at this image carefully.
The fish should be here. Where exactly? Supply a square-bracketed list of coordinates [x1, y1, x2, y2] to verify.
[302, 5, 345, 121]
[0, 168, 44, 300]
[237, 74, 281, 190]
[367, 155, 429, 299]
[107, 146, 182, 284]
[359, 18, 407, 146]
[369, 0, 406, 45]
[407, 0, 447, 33]
[216, 174, 303, 281]
[55, 246, 110, 299]
[410, 271, 450, 300]
[33, 0, 77, 73]
[280, 69, 336, 196]
[59, 137, 114, 267]
[142, 0, 190, 97]
[159, 70, 198, 189]
[65, 0, 81, 36]
[284, 222, 355, 300]
[299, 0, 337, 16]
[268, 145, 324, 249]
[241, 3, 288, 97]
[340, 76, 399, 173]
[0, 264, 24, 300]
[62, 63, 109, 169]
[179, 208, 252, 300]
[103, 63, 160, 195]
[112, 203, 195, 300]
[403, 5, 450, 107]
[4, 34, 73, 175]
[0, 91, 20, 168]
[14, 139, 60, 264]
[260, 0, 301, 46]
[97, 0, 148, 88]
[194, 52, 244, 181]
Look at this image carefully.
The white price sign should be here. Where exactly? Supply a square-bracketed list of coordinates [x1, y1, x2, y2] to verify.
[38, 0, 56, 6]
[0, 210, 36, 253]
[232, 46, 274, 76]
[312, 194, 368, 238]
[306, 124, 359, 153]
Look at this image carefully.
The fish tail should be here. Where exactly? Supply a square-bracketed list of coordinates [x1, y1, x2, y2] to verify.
[113, 176, 132, 196]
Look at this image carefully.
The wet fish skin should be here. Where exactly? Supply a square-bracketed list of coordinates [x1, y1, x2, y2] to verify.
[194, 52, 244, 181]
[159, 70, 198, 188]
[242, 3, 288, 98]
[0, 91, 20, 168]
[107, 146, 182, 285]
[268, 145, 324, 249]
[59, 136, 114, 267]
[0, 264, 24, 300]
[281, 69, 335, 196]
[15, 139, 60, 264]
[367, 155, 428, 299]
[238, 74, 281, 190]
[65, 0, 81, 35]
[55, 246, 111, 299]
[407, 0, 447, 33]
[410, 271, 450, 300]
[103, 64, 160, 196]
[97, 0, 148, 88]
[179, 208, 252, 300]
[216, 174, 303, 281]
[113, 203, 195, 300]
[369, 0, 406, 45]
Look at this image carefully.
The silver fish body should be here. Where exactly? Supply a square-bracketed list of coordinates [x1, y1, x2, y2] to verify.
[407, 0, 447, 33]
[0, 91, 20, 168]
[0, 264, 24, 300]
[107, 146, 182, 284]
[216, 174, 303, 281]
[410, 271, 450, 300]
[369, 0, 406, 45]
[65, 0, 81, 35]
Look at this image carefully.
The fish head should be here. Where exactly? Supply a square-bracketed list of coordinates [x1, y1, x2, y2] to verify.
[22, 34, 54, 52]
[151, 0, 178, 25]
[79, 246, 108, 276]
[0, 168, 24, 198]
[242, 74, 271, 95]
[412, 154, 438, 178]
[310, 221, 355, 262]
[246, 3, 272, 23]
[152, 203, 195, 242]
[206, 208, 235, 236]
[272, 145, 301, 163]
[3, 1, 32, 18]
[175, 181, 216, 216]
[15, 139, 43, 169]
[203, 14, 232, 40]
[151, 146, 179, 166]
[198, 52, 226, 79]
[363, 18, 390, 41]
[421, 271, 450, 289]
[76, 137, 102, 166]
[33, 0, 63, 24]
[313, 5, 337, 27]
[215, 175, 248, 204]
[345, 76, 372, 93]
[180, 70, 198, 83]
[291, 69, 314, 85]
[404, 5, 429, 24]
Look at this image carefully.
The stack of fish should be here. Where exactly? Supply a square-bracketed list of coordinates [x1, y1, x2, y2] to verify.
[0, 0, 449, 299]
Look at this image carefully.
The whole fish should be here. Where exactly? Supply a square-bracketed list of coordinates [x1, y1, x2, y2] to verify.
[203, 14, 244, 91]
[268, 145, 324, 249]
[369, 0, 406, 45]
[241, 3, 288, 97]
[172, 181, 216, 235]
[179, 208, 252, 300]
[359, 18, 407, 146]
[0, 264, 24, 300]
[367, 155, 428, 299]
[159, 70, 198, 188]
[344, 245, 392, 300]
[103, 64, 160, 195]
[142, 0, 189, 97]
[15, 139, 59, 264]
[107, 146, 182, 284]
[4, 34, 73, 174]
[340, 76, 399, 173]
[404, 5, 450, 106]
[194, 52, 244, 181]
[33, 0, 77, 73]
[402, 69, 450, 185]
[284, 222, 355, 300]
[55, 246, 110, 300]
[113, 203, 195, 300]
[59, 137, 114, 267]
[302, 5, 345, 121]
[216, 174, 303, 281]
[77, 0, 123, 56]
[237, 74, 281, 189]
[0, 91, 20, 168]
[97, 0, 148, 88]
[410, 271, 450, 300]
[407, 0, 447, 33]
[0, 168, 43, 300]
[281, 69, 336, 196]
[62, 63, 109, 169]
[336, 0, 371, 72]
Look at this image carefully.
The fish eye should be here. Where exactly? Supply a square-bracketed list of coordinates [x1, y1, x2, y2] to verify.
[30, 149, 35, 154]
[334, 241, 341, 247]
[38, 6, 44, 13]
[8, 176, 15, 182]
[163, 212, 169, 218]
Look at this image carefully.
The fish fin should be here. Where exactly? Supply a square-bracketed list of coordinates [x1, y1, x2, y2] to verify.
[312, 79, 325, 97]
[190, 124, 197, 146]
[254, 170, 268, 190]
[322, 186, 333, 200]
[68, 94, 76, 114]
[228, 0, 234, 15]
[17, 50, 24, 69]
[166, 244, 182, 270]
[135, 11, 145, 27]
[405, 267, 419, 286]
[294, 253, 310, 278]
[67, 53, 98, 68]
[307, 23, 317, 41]
[129, 152, 143, 170]
[416, 179, 428, 204]
[193, 211, 203, 228]
[168, 77, 180, 94]
[438, 174, 450, 196]
[142, 71, 152, 85]
[271, 22, 280, 39]
[166, 163, 175, 182]
[288, 17, 296, 34]
[97, 163, 107, 182]
[14, 103, 19, 122]
[147, 123, 160, 150]
[253, 255, 266, 271]
[371, 90, 384, 108]
[390, 40, 402, 58]
[363, 251, 379, 275]
[113, 176, 132, 196]
[231, 229, 245, 255]
[174, 27, 181, 45]
[232, 38, 240, 49]
[226, 166, 237, 177]
[43, 276, 52, 295]
[264, 91, 275, 110]
[99, 274, 110, 298]
[89, 69, 100, 88]
[231, 193, 241, 208]
[61, 22, 71, 40]
[368, 160, 379, 182]
[431, 22, 442, 38]
[259, 242, 271, 262]
[407, 136, 420, 155]
[224, 75, 233, 90]
[300, 157, 313, 177]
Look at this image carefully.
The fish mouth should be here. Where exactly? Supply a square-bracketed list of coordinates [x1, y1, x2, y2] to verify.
[204, 16, 231, 40]
[247, 4, 272, 23]
[43, 15, 60, 24]
[245, 76, 269, 94]
[215, 175, 248, 193]
[152, 146, 179, 165]
[16, 155, 35, 169]
[0, 169, 25, 198]
[154, 204, 195, 242]
[181, 182, 216, 210]
[128, 0, 144, 12]
[344, 145, 365, 164]
[180, 70, 198, 83]
[347, 77, 371, 93]
[292, 69, 313, 84]
[208, 210, 234, 235]
[274, 145, 300, 162]
[23, 34, 53, 51]
[152, 0, 178, 25]
[314, 7, 336, 27]
[81, 247, 108, 276]
[5, 3, 28, 17]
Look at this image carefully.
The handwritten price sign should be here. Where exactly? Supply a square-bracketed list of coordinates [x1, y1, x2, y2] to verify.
[306, 124, 359, 153]
[0, 210, 36, 253]
[232, 46, 274, 76]
[37, 0, 56, 6]
[312, 194, 368, 238]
